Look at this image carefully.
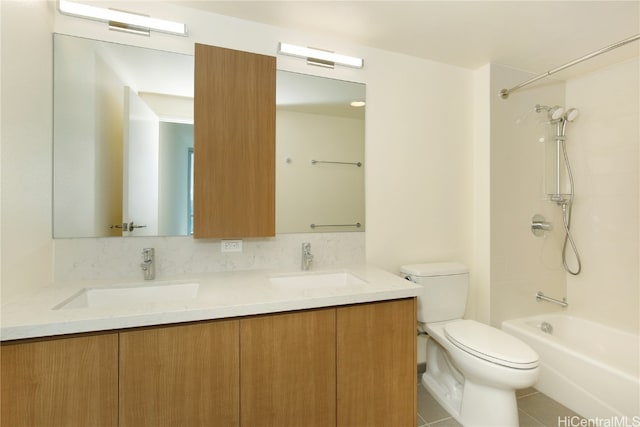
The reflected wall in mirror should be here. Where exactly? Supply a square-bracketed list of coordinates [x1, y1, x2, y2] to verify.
[53, 34, 194, 238]
[52, 34, 365, 238]
[276, 71, 365, 233]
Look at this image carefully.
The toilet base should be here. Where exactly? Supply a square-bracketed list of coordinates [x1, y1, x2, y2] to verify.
[422, 371, 462, 418]
[422, 371, 520, 427]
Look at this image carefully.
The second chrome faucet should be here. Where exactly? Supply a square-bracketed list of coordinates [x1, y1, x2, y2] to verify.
[301, 242, 313, 271]
[141, 248, 155, 280]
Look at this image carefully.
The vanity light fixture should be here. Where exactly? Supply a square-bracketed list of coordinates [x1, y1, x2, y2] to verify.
[58, 0, 188, 36]
[278, 43, 363, 69]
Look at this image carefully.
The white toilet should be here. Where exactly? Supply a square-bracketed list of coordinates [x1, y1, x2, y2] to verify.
[401, 262, 539, 427]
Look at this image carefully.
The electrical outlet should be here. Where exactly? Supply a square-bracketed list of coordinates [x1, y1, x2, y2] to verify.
[221, 239, 243, 253]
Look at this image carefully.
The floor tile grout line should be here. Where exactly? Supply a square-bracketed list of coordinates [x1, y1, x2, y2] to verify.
[517, 390, 541, 399]
[417, 412, 427, 427]
[424, 415, 455, 425]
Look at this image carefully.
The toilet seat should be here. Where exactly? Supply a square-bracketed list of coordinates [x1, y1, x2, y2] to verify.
[444, 320, 539, 369]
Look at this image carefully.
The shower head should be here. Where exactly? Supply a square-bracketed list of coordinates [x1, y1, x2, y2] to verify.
[535, 104, 565, 121]
[564, 108, 579, 122]
[549, 106, 565, 120]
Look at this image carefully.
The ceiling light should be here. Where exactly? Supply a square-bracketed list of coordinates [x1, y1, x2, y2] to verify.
[58, 0, 188, 36]
[350, 101, 366, 107]
[278, 43, 363, 69]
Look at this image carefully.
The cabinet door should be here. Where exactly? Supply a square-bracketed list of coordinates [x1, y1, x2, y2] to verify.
[240, 309, 336, 426]
[194, 43, 276, 238]
[119, 320, 239, 427]
[337, 298, 417, 427]
[0, 333, 118, 427]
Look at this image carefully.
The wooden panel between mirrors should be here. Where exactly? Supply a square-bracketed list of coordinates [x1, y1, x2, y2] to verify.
[194, 43, 276, 238]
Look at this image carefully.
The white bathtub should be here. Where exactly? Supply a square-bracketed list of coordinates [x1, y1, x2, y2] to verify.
[502, 313, 639, 420]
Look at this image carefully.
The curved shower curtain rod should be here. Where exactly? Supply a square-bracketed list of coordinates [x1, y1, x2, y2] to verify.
[500, 33, 640, 99]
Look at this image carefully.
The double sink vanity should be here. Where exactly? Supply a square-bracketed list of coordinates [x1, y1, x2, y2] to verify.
[1, 266, 420, 427]
[2, 30, 415, 427]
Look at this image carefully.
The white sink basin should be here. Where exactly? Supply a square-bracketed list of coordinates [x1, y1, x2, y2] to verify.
[269, 271, 366, 289]
[55, 281, 200, 310]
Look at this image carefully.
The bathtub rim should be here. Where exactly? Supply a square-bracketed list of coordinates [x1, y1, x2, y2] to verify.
[502, 313, 639, 381]
[502, 312, 640, 419]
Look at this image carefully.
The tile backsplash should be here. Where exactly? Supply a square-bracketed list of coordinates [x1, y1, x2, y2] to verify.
[54, 232, 365, 283]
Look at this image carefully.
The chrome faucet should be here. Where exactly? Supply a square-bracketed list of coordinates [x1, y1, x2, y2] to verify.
[141, 248, 155, 280]
[301, 242, 313, 271]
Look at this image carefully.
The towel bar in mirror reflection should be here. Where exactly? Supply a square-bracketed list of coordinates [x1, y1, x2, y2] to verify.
[310, 223, 362, 229]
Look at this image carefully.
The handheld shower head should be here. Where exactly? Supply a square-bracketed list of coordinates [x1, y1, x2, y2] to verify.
[564, 108, 579, 122]
[535, 104, 565, 121]
[549, 106, 565, 120]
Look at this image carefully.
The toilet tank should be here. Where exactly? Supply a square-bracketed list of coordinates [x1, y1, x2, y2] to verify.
[400, 262, 469, 323]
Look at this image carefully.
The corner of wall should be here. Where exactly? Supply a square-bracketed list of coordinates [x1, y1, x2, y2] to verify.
[1, 0, 55, 301]
[468, 63, 492, 324]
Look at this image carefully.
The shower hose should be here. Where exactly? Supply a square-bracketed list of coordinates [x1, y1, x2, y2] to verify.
[560, 139, 582, 276]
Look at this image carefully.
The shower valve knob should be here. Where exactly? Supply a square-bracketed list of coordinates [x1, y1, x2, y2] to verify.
[531, 214, 553, 237]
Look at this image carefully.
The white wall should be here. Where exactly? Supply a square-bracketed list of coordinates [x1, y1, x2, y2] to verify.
[94, 53, 124, 237]
[1, 1, 474, 297]
[487, 64, 568, 327]
[483, 59, 639, 333]
[1, 0, 55, 300]
[53, 34, 125, 237]
[470, 63, 568, 327]
[53, 35, 99, 237]
[364, 51, 474, 273]
[469, 64, 492, 324]
[122, 87, 159, 236]
[276, 110, 365, 233]
[565, 58, 639, 333]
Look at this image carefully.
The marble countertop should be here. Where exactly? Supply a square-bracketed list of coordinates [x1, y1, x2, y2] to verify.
[1, 265, 421, 341]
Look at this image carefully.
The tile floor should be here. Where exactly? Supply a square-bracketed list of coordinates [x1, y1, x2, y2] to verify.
[417, 378, 585, 427]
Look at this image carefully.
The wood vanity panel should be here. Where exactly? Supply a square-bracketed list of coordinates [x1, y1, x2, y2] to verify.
[240, 309, 336, 426]
[0, 333, 118, 427]
[119, 320, 239, 427]
[336, 298, 417, 427]
[194, 43, 276, 238]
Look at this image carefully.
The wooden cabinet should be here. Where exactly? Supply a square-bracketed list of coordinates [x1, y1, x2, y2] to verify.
[240, 309, 336, 426]
[0, 298, 416, 427]
[0, 333, 118, 427]
[119, 319, 239, 427]
[194, 43, 276, 238]
[337, 298, 417, 427]
[239, 299, 417, 427]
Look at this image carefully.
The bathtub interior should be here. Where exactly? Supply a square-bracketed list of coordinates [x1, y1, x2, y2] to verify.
[522, 315, 639, 378]
[502, 313, 640, 420]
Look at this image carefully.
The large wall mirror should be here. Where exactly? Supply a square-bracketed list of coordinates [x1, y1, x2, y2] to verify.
[53, 34, 365, 238]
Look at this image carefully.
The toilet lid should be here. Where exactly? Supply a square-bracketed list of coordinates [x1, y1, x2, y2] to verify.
[444, 320, 539, 369]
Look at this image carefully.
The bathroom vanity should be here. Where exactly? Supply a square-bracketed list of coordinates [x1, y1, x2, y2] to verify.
[6, 30, 390, 427]
[1, 266, 419, 427]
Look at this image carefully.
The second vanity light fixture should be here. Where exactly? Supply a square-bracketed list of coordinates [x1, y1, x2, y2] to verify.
[58, 0, 188, 36]
[278, 43, 364, 69]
